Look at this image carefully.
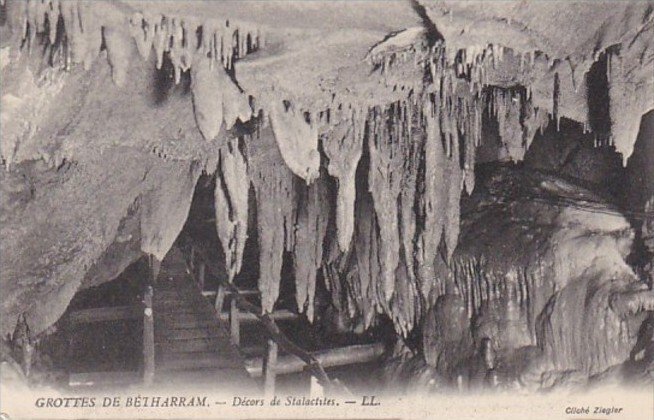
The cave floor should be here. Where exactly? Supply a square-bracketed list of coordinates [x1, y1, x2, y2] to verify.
[151, 247, 257, 391]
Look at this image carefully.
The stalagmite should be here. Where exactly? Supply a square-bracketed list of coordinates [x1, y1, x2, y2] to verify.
[293, 174, 329, 321]
[214, 138, 249, 282]
[322, 109, 366, 252]
[268, 99, 320, 183]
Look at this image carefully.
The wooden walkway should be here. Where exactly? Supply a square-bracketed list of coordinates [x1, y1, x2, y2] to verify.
[152, 247, 256, 391]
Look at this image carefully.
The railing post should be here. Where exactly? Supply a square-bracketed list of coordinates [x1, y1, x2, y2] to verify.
[310, 375, 324, 397]
[142, 285, 154, 386]
[229, 298, 240, 346]
[148, 254, 160, 283]
[214, 285, 226, 312]
[263, 339, 278, 398]
[198, 261, 206, 291]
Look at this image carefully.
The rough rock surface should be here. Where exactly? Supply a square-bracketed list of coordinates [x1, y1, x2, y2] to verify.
[416, 166, 650, 388]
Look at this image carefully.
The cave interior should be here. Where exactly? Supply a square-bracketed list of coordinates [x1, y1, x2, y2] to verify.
[0, 0, 653, 395]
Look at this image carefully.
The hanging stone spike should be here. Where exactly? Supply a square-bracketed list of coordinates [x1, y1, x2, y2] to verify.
[416, 96, 447, 298]
[222, 74, 252, 130]
[323, 108, 366, 252]
[368, 103, 409, 301]
[77, 2, 103, 71]
[153, 16, 167, 70]
[129, 12, 152, 60]
[191, 54, 224, 141]
[267, 98, 320, 184]
[104, 24, 133, 88]
[214, 138, 249, 283]
[293, 175, 329, 321]
[245, 128, 296, 314]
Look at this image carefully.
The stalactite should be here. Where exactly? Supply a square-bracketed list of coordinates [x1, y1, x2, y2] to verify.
[60, 1, 102, 71]
[322, 108, 366, 252]
[141, 161, 202, 260]
[129, 12, 152, 60]
[214, 137, 249, 283]
[15, 0, 261, 90]
[415, 96, 448, 300]
[368, 103, 409, 301]
[245, 127, 296, 313]
[267, 98, 320, 183]
[607, 50, 652, 163]
[222, 77, 252, 132]
[191, 56, 224, 141]
[353, 186, 383, 329]
[389, 259, 419, 337]
[292, 174, 329, 321]
[522, 101, 549, 151]
[103, 24, 133, 88]
[490, 88, 525, 162]
[398, 101, 422, 290]
[191, 55, 252, 141]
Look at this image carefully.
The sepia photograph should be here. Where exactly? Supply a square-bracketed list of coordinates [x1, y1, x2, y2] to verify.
[0, 0, 653, 419]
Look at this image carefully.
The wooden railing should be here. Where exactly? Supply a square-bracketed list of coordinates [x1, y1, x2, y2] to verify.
[186, 245, 386, 397]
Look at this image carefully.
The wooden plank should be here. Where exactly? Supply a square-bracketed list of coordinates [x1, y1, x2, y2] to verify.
[218, 309, 297, 323]
[158, 352, 242, 371]
[156, 313, 217, 323]
[156, 338, 222, 353]
[203, 289, 260, 297]
[244, 343, 385, 377]
[69, 371, 141, 387]
[142, 285, 155, 386]
[67, 305, 141, 324]
[154, 368, 255, 389]
[239, 344, 266, 357]
[263, 339, 278, 398]
[155, 319, 219, 330]
[153, 307, 206, 316]
[159, 329, 222, 340]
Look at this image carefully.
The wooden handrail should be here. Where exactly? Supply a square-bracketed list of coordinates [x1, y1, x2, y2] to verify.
[245, 343, 386, 377]
[217, 309, 297, 323]
[67, 305, 142, 324]
[190, 246, 352, 394]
